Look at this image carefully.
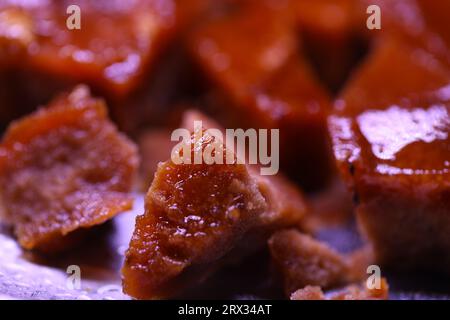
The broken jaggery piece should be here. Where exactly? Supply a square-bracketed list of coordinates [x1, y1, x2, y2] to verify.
[0, 86, 139, 253]
[358, 0, 450, 67]
[269, 229, 367, 296]
[329, 36, 450, 271]
[123, 121, 306, 299]
[291, 278, 389, 300]
[189, 1, 297, 103]
[189, 2, 334, 189]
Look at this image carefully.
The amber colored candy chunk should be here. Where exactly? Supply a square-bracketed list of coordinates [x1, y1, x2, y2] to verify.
[123, 119, 306, 299]
[292, 0, 367, 92]
[0, 86, 139, 253]
[189, 3, 333, 189]
[291, 279, 389, 300]
[329, 37, 450, 271]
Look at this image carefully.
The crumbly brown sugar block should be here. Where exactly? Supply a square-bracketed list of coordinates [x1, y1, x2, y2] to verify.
[0, 86, 139, 253]
[122, 117, 307, 299]
[189, 2, 334, 189]
[329, 37, 450, 271]
[269, 230, 349, 296]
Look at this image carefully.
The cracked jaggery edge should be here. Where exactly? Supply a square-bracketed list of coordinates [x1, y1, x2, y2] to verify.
[0, 85, 139, 253]
[122, 120, 307, 299]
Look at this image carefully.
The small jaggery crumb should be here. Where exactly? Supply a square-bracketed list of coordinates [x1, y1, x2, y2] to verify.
[122, 112, 307, 299]
[269, 229, 351, 295]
